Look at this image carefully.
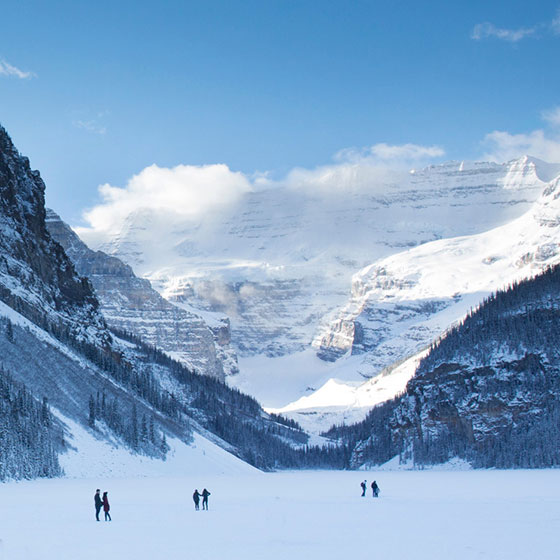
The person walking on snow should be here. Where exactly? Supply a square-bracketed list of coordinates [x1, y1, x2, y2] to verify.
[103, 491, 111, 521]
[201, 488, 211, 510]
[193, 489, 201, 510]
[360, 480, 367, 497]
[94, 489, 103, 521]
[371, 480, 380, 497]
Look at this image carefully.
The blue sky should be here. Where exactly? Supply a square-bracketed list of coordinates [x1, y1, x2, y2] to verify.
[1, 0, 560, 224]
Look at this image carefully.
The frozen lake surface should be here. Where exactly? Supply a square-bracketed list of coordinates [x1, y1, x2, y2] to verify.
[0, 469, 558, 560]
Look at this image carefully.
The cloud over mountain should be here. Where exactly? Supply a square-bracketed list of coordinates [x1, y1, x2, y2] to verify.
[482, 107, 560, 163]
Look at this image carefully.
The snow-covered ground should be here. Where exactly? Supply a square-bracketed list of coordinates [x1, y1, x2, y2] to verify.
[0, 469, 558, 560]
[58, 414, 256, 479]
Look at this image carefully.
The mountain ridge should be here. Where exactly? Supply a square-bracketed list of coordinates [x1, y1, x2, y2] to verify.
[76, 154, 553, 411]
[46, 208, 238, 379]
[0, 123, 317, 479]
[326, 264, 560, 469]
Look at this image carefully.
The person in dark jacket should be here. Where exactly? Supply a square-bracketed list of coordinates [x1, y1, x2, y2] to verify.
[360, 480, 367, 497]
[102, 491, 111, 521]
[94, 489, 103, 521]
[201, 488, 211, 510]
[193, 489, 201, 510]
[371, 480, 380, 497]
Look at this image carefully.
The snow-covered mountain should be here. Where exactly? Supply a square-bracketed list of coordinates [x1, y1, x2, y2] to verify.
[0, 124, 310, 480]
[328, 264, 560, 469]
[284, 163, 560, 429]
[78, 156, 554, 411]
[316, 164, 560, 365]
[46, 209, 237, 379]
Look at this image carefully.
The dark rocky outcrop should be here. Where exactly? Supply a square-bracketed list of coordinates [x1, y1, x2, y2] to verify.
[46, 210, 237, 379]
[0, 125, 105, 341]
[326, 265, 560, 468]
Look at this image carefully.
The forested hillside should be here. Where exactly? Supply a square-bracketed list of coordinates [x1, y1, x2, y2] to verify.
[326, 265, 560, 468]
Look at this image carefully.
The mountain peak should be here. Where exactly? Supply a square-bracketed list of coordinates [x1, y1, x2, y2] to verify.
[0, 125, 102, 336]
[514, 155, 560, 183]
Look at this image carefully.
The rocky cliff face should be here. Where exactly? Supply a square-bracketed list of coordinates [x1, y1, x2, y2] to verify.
[314, 162, 560, 379]
[0, 125, 308, 475]
[323, 264, 560, 468]
[46, 210, 237, 379]
[0, 125, 106, 344]
[81, 158, 547, 362]
[343, 264, 560, 468]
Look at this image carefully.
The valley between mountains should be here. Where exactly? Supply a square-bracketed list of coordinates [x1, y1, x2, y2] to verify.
[75, 155, 560, 431]
[2, 121, 560, 475]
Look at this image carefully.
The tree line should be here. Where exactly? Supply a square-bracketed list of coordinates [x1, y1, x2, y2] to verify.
[0, 366, 63, 481]
[324, 264, 560, 469]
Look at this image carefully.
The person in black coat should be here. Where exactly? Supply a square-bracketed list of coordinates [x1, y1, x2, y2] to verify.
[94, 489, 103, 521]
[371, 480, 380, 497]
[201, 488, 211, 510]
[193, 489, 201, 510]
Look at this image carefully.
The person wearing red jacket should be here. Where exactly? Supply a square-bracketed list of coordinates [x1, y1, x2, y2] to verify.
[102, 491, 112, 521]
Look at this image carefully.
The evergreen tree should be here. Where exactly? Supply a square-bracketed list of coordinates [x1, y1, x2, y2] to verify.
[88, 395, 96, 427]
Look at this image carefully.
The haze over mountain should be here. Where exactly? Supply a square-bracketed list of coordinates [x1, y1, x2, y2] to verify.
[279, 163, 560, 430]
[46, 209, 238, 380]
[76, 155, 560, 424]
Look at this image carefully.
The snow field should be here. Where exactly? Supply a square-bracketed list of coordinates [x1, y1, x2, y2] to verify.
[0, 469, 558, 560]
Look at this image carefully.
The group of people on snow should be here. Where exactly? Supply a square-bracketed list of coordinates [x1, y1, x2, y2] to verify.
[94, 480, 378, 521]
[94, 486, 213, 520]
[360, 479, 380, 498]
[94, 489, 111, 521]
[93, 486, 212, 520]
[193, 488, 211, 510]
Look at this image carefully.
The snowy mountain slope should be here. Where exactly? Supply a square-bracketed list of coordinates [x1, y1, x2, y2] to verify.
[331, 264, 560, 469]
[316, 170, 560, 373]
[46, 209, 237, 379]
[0, 299, 189, 450]
[280, 167, 560, 429]
[79, 157, 547, 369]
[267, 350, 428, 433]
[59, 415, 257, 478]
[0, 124, 313, 478]
[0, 291, 309, 475]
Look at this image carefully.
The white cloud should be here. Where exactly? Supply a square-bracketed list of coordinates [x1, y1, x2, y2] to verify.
[282, 160, 399, 193]
[552, 9, 560, 34]
[482, 130, 560, 164]
[472, 9, 560, 42]
[77, 142, 445, 243]
[471, 22, 537, 42]
[280, 142, 444, 193]
[542, 107, 560, 128]
[73, 111, 109, 135]
[481, 106, 560, 164]
[79, 163, 253, 236]
[336, 143, 445, 163]
[74, 120, 107, 135]
[0, 59, 35, 79]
